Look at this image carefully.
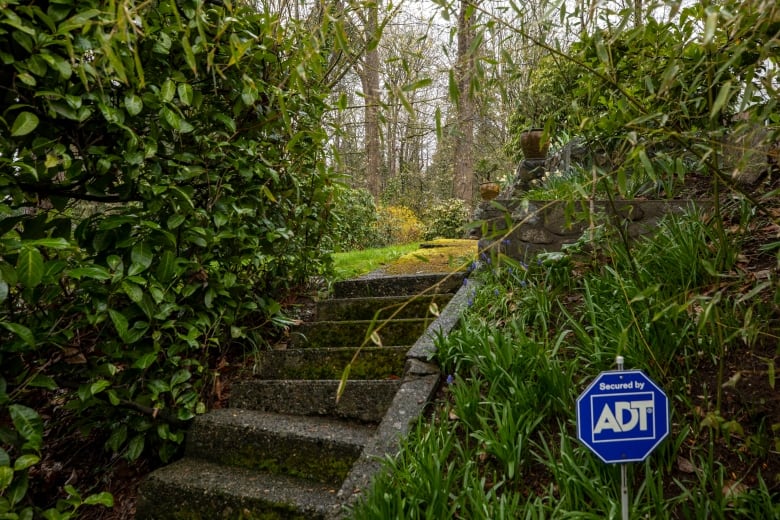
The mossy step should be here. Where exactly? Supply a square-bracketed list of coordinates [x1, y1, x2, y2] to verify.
[315, 294, 453, 322]
[136, 458, 339, 519]
[187, 409, 374, 486]
[289, 318, 431, 349]
[332, 272, 466, 298]
[254, 346, 407, 380]
[231, 379, 402, 423]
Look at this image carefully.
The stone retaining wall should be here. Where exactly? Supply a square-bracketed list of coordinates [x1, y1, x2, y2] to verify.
[474, 199, 709, 260]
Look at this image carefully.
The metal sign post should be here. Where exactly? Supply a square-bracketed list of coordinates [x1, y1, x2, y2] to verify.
[576, 357, 670, 520]
[617, 356, 629, 520]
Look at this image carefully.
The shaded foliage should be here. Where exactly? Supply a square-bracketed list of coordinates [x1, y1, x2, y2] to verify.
[0, 0, 334, 514]
[507, 0, 779, 197]
[329, 186, 379, 251]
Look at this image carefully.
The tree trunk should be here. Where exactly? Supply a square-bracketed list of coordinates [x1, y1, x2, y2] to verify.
[453, 0, 475, 203]
[387, 103, 398, 180]
[362, 2, 382, 198]
[634, 0, 643, 29]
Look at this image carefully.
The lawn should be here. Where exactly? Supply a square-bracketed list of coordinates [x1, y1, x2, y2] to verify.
[332, 239, 477, 280]
[331, 243, 422, 280]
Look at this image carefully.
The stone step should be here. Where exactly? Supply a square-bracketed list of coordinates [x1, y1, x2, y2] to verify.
[254, 346, 407, 380]
[231, 379, 402, 423]
[136, 458, 339, 519]
[186, 409, 374, 486]
[332, 272, 465, 298]
[315, 293, 452, 322]
[289, 318, 430, 349]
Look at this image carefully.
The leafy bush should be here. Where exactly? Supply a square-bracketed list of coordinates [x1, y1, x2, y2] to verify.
[422, 199, 470, 240]
[0, 0, 334, 513]
[329, 187, 380, 251]
[351, 209, 779, 519]
[374, 206, 424, 246]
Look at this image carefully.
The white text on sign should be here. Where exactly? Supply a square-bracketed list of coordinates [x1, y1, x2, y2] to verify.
[594, 399, 654, 434]
[599, 381, 645, 391]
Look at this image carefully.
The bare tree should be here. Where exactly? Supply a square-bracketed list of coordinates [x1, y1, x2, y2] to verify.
[453, 0, 477, 203]
[360, 1, 382, 198]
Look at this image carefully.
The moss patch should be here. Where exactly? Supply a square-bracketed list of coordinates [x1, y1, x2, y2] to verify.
[383, 239, 477, 275]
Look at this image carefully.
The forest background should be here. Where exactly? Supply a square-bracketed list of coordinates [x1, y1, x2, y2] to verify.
[0, 0, 778, 517]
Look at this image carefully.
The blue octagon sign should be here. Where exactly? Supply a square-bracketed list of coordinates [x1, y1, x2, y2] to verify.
[576, 370, 669, 464]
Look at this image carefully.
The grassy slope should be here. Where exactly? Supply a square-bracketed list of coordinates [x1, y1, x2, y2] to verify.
[347, 207, 780, 519]
[331, 243, 421, 280]
[332, 239, 477, 280]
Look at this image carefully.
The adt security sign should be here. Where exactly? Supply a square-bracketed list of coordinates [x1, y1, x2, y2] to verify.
[576, 369, 669, 464]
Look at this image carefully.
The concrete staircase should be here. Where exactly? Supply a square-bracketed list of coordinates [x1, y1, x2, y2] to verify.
[136, 272, 469, 519]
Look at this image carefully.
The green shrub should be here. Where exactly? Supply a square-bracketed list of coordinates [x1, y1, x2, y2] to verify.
[374, 206, 425, 246]
[0, 1, 334, 513]
[422, 199, 471, 240]
[329, 187, 380, 251]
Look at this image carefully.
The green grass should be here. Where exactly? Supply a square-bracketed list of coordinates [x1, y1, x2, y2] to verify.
[347, 208, 780, 519]
[331, 242, 420, 281]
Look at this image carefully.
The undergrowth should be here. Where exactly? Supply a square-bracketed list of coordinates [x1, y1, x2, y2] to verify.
[347, 208, 780, 519]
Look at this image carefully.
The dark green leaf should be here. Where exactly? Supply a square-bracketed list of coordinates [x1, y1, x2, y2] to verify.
[107, 389, 120, 406]
[133, 352, 157, 369]
[595, 39, 610, 65]
[166, 214, 186, 229]
[28, 374, 56, 390]
[155, 250, 176, 283]
[0, 281, 8, 304]
[147, 379, 169, 395]
[1, 323, 35, 349]
[57, 9, 101, 33]
[401, 78, 433, 92]
[125, 94, 143, 116]
[84, 492, 114, 507]
[8, 405, 42, 451]
[0, 466, 11, 492]
[710, 80, 732, 120]
[170, 369, 191, 387]
[161, 79, 176, 102]
[7, 470, 27, 506]
[108, 309, 128, 340]
[448, 69, 459, 105]
[90, 380, 110, 396]
[638, 149, 654, 177]
[161, 107, 181, 130]
[123, 321, 149, 344]
[106, 425, 127, 452]
[177, 83, 193, 106]
[24, 238, 71, 249]
[16, 248, 43, 288]
[181, 35, 197, 73]
[130, 242, 153, 271]
[703, 8, 717, 45]
[126, 435, 144, 461]
[13, 454, 39, 471]
[11, 112, 39, 136]
[122, 280, 144, 303]
[68, 266, 112, 280]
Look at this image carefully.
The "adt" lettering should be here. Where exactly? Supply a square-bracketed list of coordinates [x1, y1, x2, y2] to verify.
[594, 399, 654, 434]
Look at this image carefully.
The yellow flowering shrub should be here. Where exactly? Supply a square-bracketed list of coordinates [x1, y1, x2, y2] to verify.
[374, 205, 424, 246]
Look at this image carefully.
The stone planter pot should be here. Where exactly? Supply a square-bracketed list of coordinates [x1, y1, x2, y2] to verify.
[479, 182, 501, 200]
[520, 128, 550, 159]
